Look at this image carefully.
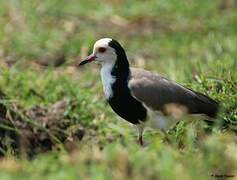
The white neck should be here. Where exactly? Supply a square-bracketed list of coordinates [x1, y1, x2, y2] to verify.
[100, 62, 116, 99]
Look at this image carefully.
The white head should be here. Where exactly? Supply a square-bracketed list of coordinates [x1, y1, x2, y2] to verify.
[78, 38, 117, 66]
[78, 38, 130, 99]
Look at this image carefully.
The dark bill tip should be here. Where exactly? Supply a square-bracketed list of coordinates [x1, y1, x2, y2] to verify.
[77, 54, 96, 67]
[78, 59, 91, 66]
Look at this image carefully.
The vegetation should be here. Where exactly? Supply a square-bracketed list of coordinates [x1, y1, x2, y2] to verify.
[0, 0, 236, 179]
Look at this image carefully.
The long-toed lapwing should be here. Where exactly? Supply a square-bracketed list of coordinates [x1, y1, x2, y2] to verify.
[78, 38, 219, 146]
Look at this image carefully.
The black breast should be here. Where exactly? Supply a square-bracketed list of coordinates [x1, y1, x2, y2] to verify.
[108, 93, 147, 124]
[108, 78, 147, 124]
[107, 39, 147, 124]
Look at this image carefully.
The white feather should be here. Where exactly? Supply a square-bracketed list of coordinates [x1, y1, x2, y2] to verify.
[100, 62, 116, 99]
[94, 38, 112, 48]
[142, 104, 178, 131]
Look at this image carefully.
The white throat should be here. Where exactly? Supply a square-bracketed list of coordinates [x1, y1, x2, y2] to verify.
[100, 62, 116, 99]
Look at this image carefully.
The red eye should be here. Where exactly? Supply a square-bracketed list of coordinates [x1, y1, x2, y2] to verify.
[98, 47, 106, 53]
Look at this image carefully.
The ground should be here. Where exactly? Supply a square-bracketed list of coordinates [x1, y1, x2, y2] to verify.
[0, 0, 237, 179]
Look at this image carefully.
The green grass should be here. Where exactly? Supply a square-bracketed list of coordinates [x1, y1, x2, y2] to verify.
[0, 0, 237, 179]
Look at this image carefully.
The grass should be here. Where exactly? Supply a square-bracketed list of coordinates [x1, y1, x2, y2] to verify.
[0, 0, 237, 179]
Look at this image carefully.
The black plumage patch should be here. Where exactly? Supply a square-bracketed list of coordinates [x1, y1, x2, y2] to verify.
[108, 39, 147, 124]
[108, 94, 147, 124]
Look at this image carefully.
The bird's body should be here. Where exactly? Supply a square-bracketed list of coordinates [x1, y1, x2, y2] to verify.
[78, 38, 219, 145]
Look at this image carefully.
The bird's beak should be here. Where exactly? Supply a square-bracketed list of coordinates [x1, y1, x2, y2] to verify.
[78, 54, 96, 66]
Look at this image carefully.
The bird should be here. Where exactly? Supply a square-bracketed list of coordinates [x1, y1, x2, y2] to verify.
[78, 38, 219, 146]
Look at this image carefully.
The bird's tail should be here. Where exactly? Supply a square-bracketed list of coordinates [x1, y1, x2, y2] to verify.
[194, 91, 219, 118]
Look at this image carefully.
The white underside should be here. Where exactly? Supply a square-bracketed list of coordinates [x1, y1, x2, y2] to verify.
[135, 107, 178, 140]
[146, 107, 178, 131]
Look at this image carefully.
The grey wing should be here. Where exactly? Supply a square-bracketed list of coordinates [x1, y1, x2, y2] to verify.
[129, 68, 218, 117]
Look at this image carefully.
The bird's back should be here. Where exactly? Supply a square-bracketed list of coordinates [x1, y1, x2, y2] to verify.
[129, 68, 219, 118]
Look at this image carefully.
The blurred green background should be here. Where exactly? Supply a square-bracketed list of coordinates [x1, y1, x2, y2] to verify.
[0, 0, 236, 179]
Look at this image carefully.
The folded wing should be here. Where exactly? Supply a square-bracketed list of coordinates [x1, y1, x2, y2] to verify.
[129, 68, 218, 118]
